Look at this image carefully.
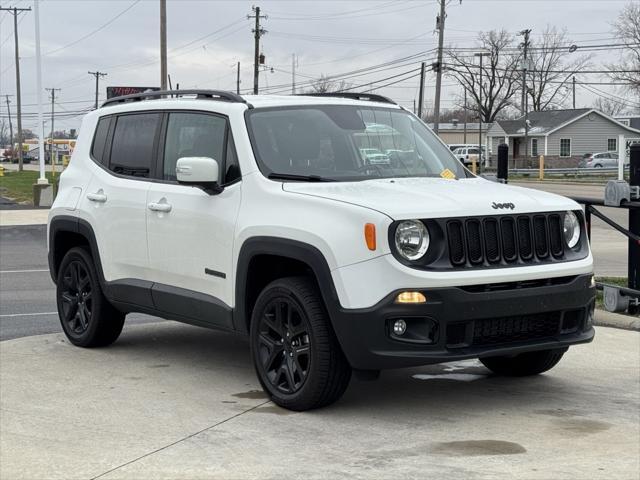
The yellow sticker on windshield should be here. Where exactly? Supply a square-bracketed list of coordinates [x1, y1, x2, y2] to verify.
[440, 169, 456, 179]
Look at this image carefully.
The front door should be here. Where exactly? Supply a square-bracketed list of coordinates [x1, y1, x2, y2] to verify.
[146, 112, 242, 327]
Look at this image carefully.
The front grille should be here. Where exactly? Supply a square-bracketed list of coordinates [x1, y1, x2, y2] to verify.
[472, 312, 561, 347]
[446, 213, 565, 267]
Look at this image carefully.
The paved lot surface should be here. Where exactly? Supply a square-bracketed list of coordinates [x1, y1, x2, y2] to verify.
[1, 322, 638, 479]
[0, 225, 158, 340]
[513, 182, 629, 277]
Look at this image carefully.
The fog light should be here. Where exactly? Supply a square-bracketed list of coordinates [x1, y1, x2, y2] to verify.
[590, 275, 596, 288]
[393, 319, 407, 336]
[396, 291, 427, 304]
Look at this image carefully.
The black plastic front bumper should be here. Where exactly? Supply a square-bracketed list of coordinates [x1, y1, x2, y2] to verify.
[331, 274, 596, 370]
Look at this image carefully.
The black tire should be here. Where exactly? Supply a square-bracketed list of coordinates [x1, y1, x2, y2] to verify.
[250, 276, 352, 411]
[480, 349, 565, 377]
[56, 247, 125, 347]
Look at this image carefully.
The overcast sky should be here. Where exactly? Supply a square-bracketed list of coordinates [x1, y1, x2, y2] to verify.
[0, 0, 635, 133]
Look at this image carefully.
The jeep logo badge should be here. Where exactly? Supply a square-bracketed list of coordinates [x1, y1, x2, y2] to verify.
[492, 202, 515, 210]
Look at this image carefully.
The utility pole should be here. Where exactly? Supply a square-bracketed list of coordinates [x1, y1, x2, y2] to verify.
[432, 0, 450, 135]
[291, 53, 297, 94]
[1, 6, 32, 171]
[88, 71, 107, 109]
[5, 96, 13, 160]
[248, 6, 267, 94]
[160, 0, 167, 90]
[46, 88, 61, 166]
[417, 62, 426, 119]
[475, 52, 490, 175]
[519, 29, 531, 116]
[519, 29, 532, 163]
[572, 76, 576, 109]
[236, 62, 241, 95]
[463, 88, 467, 144]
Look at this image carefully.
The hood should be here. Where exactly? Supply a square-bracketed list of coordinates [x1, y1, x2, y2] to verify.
[282, 177, 578, 219]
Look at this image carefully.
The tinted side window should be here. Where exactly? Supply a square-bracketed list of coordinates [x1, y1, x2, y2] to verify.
[225, 133, 241, 183]
[110, 113, 160, 178]
[163, 113, 226, 181]
[91, 117, 111, 166]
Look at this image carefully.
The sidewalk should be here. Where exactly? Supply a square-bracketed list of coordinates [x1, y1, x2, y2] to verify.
[0, 209, 49, 226]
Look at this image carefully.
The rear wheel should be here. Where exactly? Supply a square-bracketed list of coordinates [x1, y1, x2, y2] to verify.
[480, 349, 565, 376]
[56, 247, 125, 347]
[250, 276, 351, 411]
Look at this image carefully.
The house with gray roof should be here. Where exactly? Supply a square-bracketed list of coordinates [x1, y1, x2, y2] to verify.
[487, 108, 640, 168]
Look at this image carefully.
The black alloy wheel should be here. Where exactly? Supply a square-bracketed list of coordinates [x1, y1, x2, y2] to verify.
[257, 297, 311, 394]
[250, 277, 352, 411]
[60, 260, 93, 336]
[56, 247, 125, 347]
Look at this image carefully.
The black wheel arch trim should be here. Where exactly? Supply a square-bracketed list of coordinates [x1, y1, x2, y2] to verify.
[234, 237, 342, 335]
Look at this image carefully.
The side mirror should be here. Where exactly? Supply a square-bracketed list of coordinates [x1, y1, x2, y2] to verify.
[176, 157, 222, 195]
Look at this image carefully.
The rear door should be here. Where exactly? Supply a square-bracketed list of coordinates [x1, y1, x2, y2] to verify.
[83, 112, 161, 287]
[145, 111, 242, 327]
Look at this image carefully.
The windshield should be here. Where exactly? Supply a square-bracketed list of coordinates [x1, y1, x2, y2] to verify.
[245, 105, 468, 181]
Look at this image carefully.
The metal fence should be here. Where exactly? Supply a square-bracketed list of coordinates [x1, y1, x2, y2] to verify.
[496, 143, 640, 315]
[509, 166, 629, 177]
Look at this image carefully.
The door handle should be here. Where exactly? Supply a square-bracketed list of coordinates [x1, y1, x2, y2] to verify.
[87, 191, 107, 203]
[148, 202, 172, 213]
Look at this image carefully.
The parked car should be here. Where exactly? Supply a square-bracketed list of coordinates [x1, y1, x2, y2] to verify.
[580, 152, 619, 168]
[359, 147, 390, 165]
[48, 91, 595, 411]
[452, 146, 486, 167]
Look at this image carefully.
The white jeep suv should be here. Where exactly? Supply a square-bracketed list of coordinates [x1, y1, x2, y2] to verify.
[48, 90, 595, 411]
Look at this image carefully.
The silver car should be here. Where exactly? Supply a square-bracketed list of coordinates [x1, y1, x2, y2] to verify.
[584, 152, 619, 168]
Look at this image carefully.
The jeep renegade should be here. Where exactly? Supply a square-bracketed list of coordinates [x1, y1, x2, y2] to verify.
[48, 90, 595, 411]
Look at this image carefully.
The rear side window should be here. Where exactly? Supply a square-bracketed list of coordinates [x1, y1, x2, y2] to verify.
[91, 117, 111, 166]
[110, 113, 161, 177]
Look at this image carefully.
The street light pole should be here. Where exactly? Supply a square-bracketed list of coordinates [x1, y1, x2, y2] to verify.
[34, 0, 47, 184]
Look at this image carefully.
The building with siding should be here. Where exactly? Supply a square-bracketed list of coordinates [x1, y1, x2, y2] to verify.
[428, 121, 489, 146]
[487, 109, 640, 168]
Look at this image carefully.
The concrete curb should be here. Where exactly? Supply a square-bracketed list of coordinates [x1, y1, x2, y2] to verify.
[594, 308, 640, 331]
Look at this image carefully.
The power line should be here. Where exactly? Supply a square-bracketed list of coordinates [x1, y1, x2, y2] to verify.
[38, 0, 141, 57]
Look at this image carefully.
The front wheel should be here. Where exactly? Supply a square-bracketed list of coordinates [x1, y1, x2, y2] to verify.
[480, 349, 565, 376]
[250, 277, 352, 411]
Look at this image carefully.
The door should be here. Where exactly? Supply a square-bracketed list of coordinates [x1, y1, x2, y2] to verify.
[146, 112, 242, 324]
[83, 112, 161, 285]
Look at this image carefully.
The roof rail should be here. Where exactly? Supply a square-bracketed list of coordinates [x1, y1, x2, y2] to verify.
[296, 92, 397, 105]
[101, 89, 249, 108]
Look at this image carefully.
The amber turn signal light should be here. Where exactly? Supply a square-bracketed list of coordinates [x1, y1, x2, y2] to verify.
[395, 291, 427, 304]
[364, 223, 376, 251]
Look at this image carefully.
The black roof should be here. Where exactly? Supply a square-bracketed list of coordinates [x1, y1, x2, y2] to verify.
[494, 108, 592, 136]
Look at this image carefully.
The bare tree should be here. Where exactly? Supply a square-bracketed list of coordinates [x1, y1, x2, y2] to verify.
[0, 119, 7, 146]
[445, 30, 521, 123]
[593, 96, 627, 116]
[306, 75, 352, 94]
[608, 2, 640, 95]
[527, 26, 591, 111]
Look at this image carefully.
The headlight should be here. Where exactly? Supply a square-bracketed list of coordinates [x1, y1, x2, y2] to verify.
[563, 211, 580, 248]
[395, 220, 430, 260]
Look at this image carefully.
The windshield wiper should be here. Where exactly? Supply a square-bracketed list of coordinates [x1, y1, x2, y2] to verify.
[267, 173, 336, 182]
